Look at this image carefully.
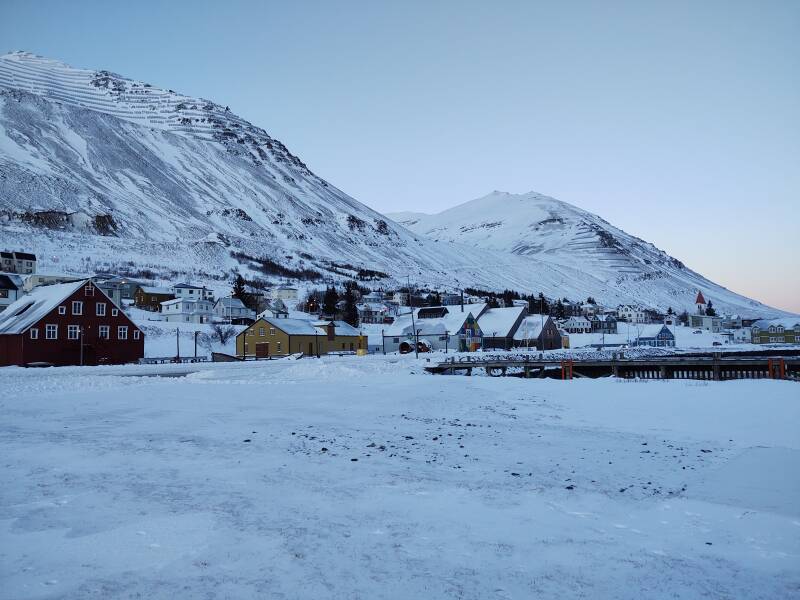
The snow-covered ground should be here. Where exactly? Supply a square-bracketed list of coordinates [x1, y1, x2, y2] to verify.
[1, 356, 798, 599]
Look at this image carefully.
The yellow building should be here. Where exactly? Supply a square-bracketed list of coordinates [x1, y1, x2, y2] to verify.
[236, 317, 362, 358]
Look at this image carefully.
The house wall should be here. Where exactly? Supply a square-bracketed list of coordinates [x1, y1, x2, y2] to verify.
[236, 320, 362, 357]
[0, 282, 144, 366]
[134, 288, 174, 312]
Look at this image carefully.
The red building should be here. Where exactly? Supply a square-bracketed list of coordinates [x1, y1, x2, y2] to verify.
[0, 279, 144, 367]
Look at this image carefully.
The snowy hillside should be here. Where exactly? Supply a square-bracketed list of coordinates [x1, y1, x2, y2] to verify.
[389, 191, 787, 315]
[0, 52, 785, 316]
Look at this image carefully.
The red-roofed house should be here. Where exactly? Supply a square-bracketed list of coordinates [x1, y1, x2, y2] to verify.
[0, 279, 144, 366]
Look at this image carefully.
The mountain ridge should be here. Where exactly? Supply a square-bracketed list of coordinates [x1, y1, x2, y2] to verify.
[0, 52, 787, 317]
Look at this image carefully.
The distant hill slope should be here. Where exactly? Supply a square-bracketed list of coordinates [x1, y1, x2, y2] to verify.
[0, 52, 784, 316]
[389, 191, 787, 316]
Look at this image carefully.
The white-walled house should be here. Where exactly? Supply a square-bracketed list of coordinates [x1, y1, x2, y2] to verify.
[562, 316, 592, 333]
[271, 285, 298, 302]
[617, 305, 648, 324]
[171, 283, 214, 301]
[214, 297, 256, 322]
[160, 298, 214, 323]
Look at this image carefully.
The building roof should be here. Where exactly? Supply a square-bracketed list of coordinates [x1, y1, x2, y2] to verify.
[313, 320, 361, 336]
[0, 274, 20, 290]
[635, 324, 674, 339]
[173, 282, 205, 289]
[260, 317, 323, 335]
[478, 306, 526, 337]
[0, 280, 87, 334]
[0, 251, 12, 259]
[513, 316, 547, 341]
[139, 286, 173, 295]
[592, 314, 616, 322]
[384, 305, 484, 337]
[161, 297, 212, 308]
[215, 297, 247, 310]
[695, 291, 706, 305]
[13, 252, 36, 261]
[752, 318, 800, 330]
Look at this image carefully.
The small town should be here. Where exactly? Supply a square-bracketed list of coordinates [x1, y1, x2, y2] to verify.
[1, 249, 797, 368]
[1, 6, 797, 599]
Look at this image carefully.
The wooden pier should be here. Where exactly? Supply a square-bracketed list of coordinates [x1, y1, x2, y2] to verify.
[425, 354, 800, 381]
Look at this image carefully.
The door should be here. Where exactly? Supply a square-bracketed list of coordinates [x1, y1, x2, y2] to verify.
[308, 342, 313, 355]
[255, 342, 270, 359]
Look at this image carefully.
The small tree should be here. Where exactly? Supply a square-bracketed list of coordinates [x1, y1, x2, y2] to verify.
[554, 299, 566, 319]
[343, 280, 359, 327]
[667, 306, 674, 315]
[678, 310, 689, 325]
[322, 286, 339, 317]
[232, 274, 255, 310]
[705, 301, 716, 316]
[210, 324, 236, 345]
[586, 296, 597, 305]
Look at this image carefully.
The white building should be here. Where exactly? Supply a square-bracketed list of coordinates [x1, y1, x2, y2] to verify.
[214, 297, 256, 322]
[617, 305, 648, 324]
[0, 251, 36, 274]
[23, 273, 83, 292]
[271, 284, 298, 302]
[171, 283, 214, 301]
[160, 298, 214, 323]
[562, 316, 592, 333]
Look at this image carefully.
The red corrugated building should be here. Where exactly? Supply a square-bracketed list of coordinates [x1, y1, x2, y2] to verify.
[0, 279, 144, 367]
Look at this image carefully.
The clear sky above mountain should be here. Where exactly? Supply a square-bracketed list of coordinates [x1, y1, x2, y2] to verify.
[2, 0, 798, 312]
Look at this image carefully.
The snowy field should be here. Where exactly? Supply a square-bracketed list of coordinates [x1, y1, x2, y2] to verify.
[1, 356, 798, 599]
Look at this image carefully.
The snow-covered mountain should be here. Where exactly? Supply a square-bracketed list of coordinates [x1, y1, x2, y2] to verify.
[389, 191, 789, 316]
[0, 52, 784, 316]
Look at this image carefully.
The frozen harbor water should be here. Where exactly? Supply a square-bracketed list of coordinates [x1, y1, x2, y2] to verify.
[1, 356, 798, 599]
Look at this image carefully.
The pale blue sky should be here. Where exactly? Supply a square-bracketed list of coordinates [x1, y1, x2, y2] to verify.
[3, 0, 798, 311]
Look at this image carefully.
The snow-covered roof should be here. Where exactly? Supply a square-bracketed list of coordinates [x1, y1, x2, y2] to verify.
[634, 324, 673, 339]
[139, 286, 173, 295]
[260, 317, 321, 336]
[477, 306, 526, 337]
[215, 297, 247, 309]
[173, 282, 205, 289]
[564, 316, 590, 323]
[752, 318, 800, 330]
[512, 316, 546, 341]
[384, 305, 484, 337]
[0, 280, 87, 334]
[161, 297, 212, 307]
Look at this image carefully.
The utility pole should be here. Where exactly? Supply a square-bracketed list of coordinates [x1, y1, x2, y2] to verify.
[194, 330, 199, 358]
[407, 275, 418, 358]
[79, 326, 84, 366]
[381, 328, 385, 355]
[176, 328, 180, 361]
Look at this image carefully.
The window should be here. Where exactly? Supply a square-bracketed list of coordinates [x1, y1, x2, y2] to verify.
[84, 285, 94, 297]
[46, 324, 58, 339]
[68, 325, 80, 340]
[276, 341, 282, 352]
[99, 325, 110, 339]
[58, 306, 66, 315]
[0, 290, 7, 299]
[72, 301, 83, 315]
[96, 302, 106, 316]
[118, 326, 128, 340]
[244, 343, 249, 353]
[269, 328, 276, 336]
[30, 328, 38, 339]
[133, 330, 141, 340]
[112, 308, 119, 316]
[259, 327, 265, 337]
